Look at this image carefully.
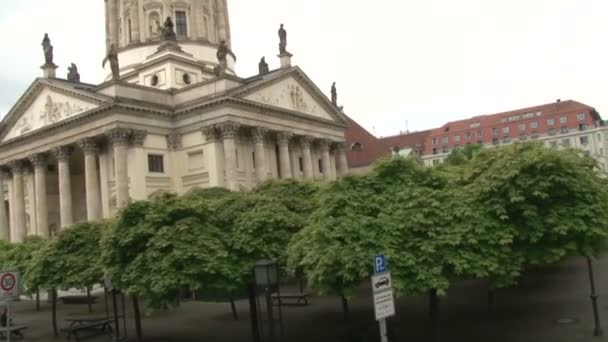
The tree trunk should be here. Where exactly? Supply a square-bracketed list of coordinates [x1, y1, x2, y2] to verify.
[87, 287, 93, 314]
[247, 284, 261, 342]
[132, 295, 143, 342]
[35, 290, 40, 312]
[487, 287, 495, 315]
[341, 296, 350, 320]
[429, 289, 439, 342]
[230, 298, 238, 320]
[51, 289, 58, 337]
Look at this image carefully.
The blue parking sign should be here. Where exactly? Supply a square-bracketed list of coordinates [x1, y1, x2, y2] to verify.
[374, 254, 387, 274]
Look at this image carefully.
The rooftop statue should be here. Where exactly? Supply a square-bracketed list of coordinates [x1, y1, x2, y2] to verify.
[67, 63, 80, 83]
[278, 24, 287, 54]
[258, 57, 269, 75]
[161, 17, 177, 42]
[41, 33, 54, 65]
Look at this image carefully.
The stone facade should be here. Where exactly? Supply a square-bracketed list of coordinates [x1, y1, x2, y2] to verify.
[0, 0, 349, 242]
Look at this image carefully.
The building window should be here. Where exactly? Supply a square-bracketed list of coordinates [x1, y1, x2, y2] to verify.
[547, 118, 555, 126]
[560, 127, 569, 134]
[432, 148, 438, 155]
[176, 11, 188, 37]
[580, 136, 589, 145]
[466, 131, 472, 140]
[442, 147, 449, 154]
[148, 154, 164, 173]
[577, 113, 586, 121]
[492, 128, 499, 137]
[183, 73, 192, 85]
[519, 124, 526, 132]
[503, 127, 510, 136]
[299, 157, 304, 172]
[318, 159, 323, 173]
[442, 136, 449, 144]
[351, 142, 363, 151]
[530, 121, 538, 129]
[579, 124, 587, 131]
[560, 116, 568, 124]
[432, 138, 438, 145]
[432, 159, 439, 166]
[151, 75, 159, 87]
[454, 135, 461, 143]
[492, 138, 499, 145]
[477, 130, 483, 138]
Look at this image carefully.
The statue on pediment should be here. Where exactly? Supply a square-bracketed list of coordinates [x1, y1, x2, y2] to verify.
[41, 33, 54, 65]
[67, 63, 80, 83]
[331, 82, 337, 106]
[278, 24, 287, 54]
[161, 16, 177, 42]
[106, 44, 120, 80]
[216, 40, 229, 75]
[258, 57, 269, 75]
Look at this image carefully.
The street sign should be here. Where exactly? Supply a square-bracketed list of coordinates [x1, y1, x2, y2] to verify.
[373, 289, 396, 320]
[0, 271, 19, 302]
[374, 254, 387, 274]
[372, 273, 392, 293]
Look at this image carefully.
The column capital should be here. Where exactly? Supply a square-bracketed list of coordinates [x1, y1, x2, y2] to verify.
[131, 130, 148, 146]
[300, 135, 314, 149]
[29, 153, 48, 168]
[52, 146, 74, 161]
[317, 139, 331, 152]
[106, 128, 131, 146]
[219, 122, 241, 140]
[252, 127, 269, 144]
[8, 160, 25, 173]
[78, 138, 99, 155]
[333, 141, 347, 152]
[167, 133, 183, 150]
[202, 126, 220, 142]
[277, 132, 293, 146]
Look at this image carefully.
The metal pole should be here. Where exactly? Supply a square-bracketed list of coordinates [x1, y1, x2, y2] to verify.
[265, 287, 275, 342]
[587, 257, 603, 337]
[379, 318, 388, 342]
[7, 302, 11, 342]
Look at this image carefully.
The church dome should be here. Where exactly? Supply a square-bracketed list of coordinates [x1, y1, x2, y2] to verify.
[103, 0, 236, 84]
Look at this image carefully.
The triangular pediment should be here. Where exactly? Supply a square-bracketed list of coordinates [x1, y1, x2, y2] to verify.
[240, 73, 340, 122]
[1, 80, 108, 142]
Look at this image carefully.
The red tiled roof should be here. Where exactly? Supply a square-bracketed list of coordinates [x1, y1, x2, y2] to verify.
[380, 130, 431, 155]
[344, 115, 391, 168]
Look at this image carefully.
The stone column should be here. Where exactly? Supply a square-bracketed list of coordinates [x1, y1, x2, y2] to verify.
[0, 171, 9, 241]
[29, 154, 49, 238]
[220, 122, 240, 192]
[79, 138, 102, 221]
[301, 136, 314, 180]
[319, 140, 332, 181]
[9, 161, 26, 242]
[98, 145, 111, 219]
[107, 0, 119, 50]
[25, 168, 37, 235]
[53, 146, 74, 229]
[130, 130, 148, 201]
[203, 126, 225, 187]
[336, 142, 349, 177]
[252, 127, 268, 183]
[108, 128, 131, 210]
[277, 132, 293, 179]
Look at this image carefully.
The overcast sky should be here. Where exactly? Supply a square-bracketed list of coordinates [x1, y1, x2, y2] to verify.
[0, 0, 606, 137]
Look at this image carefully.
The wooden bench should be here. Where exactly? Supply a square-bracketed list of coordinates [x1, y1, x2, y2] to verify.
[60, 319, 113, 341]
[0, 325, 27, 340]
[271, 292, 310, 306]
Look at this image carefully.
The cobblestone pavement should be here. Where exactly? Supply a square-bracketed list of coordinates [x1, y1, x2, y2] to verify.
[4, 256, 608, 341]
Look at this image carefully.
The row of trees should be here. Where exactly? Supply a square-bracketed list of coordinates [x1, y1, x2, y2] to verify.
[0, 142, 607, 341]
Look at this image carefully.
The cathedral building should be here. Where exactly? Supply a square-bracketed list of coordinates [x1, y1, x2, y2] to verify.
[0, 0, 349, 242]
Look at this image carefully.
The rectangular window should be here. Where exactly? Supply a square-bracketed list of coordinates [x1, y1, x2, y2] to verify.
[519, 124, 526, 132]
[580, 136, 589, 145]
[432, 138, 438, 145]
[432, 148, 438, 155]
[432, 159, 440, 166]
[466, 131, 472, 140]
[299, 157, 304, 172]
[530, 121, 538, 129]
[503, 127, 510, 136]
[577, 112, 586, 121]
[454, 135, 461, 143]
[579, 124, 587, 131]
[187, 150, 204, 171]
[477, 130, 483, 138]
[318, 159, 323, 173]
[547, 118, 555, 126]
[492, 128, 499, 137]
[560, 116, 568, 124]
[442, 146, 449, 154]
[148, 154, 164, 173]
[176, 11, 188, 36]
[442, 136, 449, 144]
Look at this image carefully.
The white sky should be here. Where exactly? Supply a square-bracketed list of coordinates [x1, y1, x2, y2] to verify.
[0, 0, 606, 137]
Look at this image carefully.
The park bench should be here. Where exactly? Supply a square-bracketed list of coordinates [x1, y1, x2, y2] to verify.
[61, 318, 113, 341]
[0, 325, 27, 340]
[271, 292, 310, 306]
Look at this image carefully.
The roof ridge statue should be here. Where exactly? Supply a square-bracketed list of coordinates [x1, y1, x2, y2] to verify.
[331, 82, 337, 106]
[105, 44, 120, 81]
[161, 16, 177, 42]
[42, 33, 54, 65]
[67, 63, 80, 83]
[278, 24, 287, 54]
[258, 57, 269, 75]
[215, 40, 229, 75]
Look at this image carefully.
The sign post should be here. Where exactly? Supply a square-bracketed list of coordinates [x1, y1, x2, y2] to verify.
[372, 255, 394, 342]
[1, 271, 20, 342]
